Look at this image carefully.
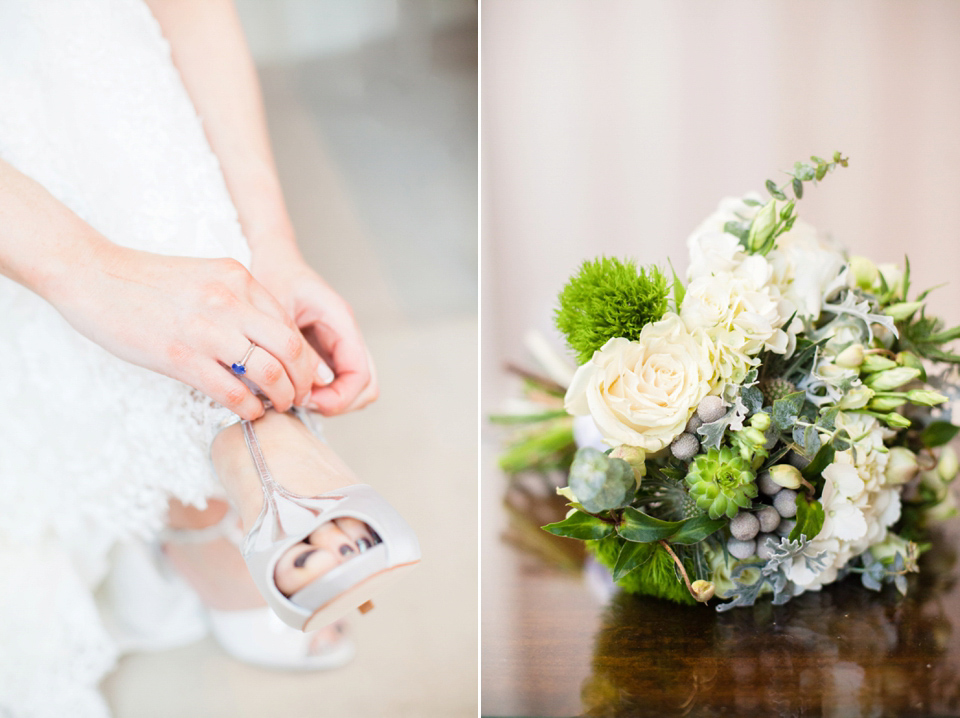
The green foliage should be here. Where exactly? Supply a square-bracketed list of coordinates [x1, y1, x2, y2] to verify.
[555, 257, 669, 364]
[741, 152, 848, 255]
[921, 421, 960, 449]
[543, 511, 615, 540]
[788, 495, 825, 542]
[616, 507, 725, 544]
[588, 536, 697, 605]
[898, 310, 960, 365]
[497, 421, 575, 475]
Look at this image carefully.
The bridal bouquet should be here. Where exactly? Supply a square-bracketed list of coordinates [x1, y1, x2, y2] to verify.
[502, 153, 960, 610]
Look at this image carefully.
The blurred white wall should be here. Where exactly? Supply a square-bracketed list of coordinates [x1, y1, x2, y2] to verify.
[237, 0, 476, 63]
[482, 0, 960, 412]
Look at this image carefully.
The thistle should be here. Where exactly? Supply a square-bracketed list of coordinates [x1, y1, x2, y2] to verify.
[759, 377, 796, 406]
[685, 447, 758, 519]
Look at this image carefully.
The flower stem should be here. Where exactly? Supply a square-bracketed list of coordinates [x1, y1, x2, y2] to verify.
[658, 540, 695, 598]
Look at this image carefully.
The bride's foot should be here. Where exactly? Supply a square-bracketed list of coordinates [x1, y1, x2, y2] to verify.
[164, 499, 348, 656]
[210, 410, 382, 598]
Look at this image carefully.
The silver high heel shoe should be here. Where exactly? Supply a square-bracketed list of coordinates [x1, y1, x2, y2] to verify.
[219, 408, 422, 632]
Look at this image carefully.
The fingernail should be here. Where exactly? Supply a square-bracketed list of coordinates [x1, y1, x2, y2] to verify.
[316, 362, 335, 385]
[338, 544, 355, 557]
[294, 549, 317, 568]
[369, 528, 382, 544]
[357, 538, 372, 552]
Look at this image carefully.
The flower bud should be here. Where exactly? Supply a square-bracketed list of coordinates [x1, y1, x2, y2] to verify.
[860, 354, 898, 373]
[938, 445, 959, 483]
[884, 301, 924, 321]
[738, 427, 768, 448]
[747, 200, 778, 251]
[883, 412, 912, 430]
[768, 464, 802, 490]
[610, 444, 647, 483]
[906, 390, 948, 407]
[925, 488, 958, 522]
[864, 367, 921, 391]
[839, 385, 874, 409]
[878, 263, 904, 299]
[896, 351, 926, 379]
[835, 343, 865, 369]
[691, 579, 716, 602]
[749, 412, 771, 432]
[868, 396, 907, 412]
[848, 255, 879, 289]
[556, 486, 578, 503]
[885, 447, 919, 486]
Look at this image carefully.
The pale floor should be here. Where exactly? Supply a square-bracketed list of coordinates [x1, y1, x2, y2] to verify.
[101, 11, 477, 718]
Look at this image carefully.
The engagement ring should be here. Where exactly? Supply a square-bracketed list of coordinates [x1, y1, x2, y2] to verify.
[231, 342, 257, 375]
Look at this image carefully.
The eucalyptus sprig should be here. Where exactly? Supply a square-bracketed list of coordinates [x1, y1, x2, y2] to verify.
[725, 151, 849, 256]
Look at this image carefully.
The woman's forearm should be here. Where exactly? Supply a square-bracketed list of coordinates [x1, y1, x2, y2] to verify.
[145, 0, 301, 262]
[0, 158, 117, 302]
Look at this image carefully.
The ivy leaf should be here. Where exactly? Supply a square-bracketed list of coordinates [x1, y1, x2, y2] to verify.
[802, 443, 835, 480]
[543, 511, 615, 540]
[789, 495, 825, 542]
[772, 391, 806, 431]
[921, 421, 960, 448]
[617, 507, 683, 543]
[669, 514, 727, 545]
[612, 541, 656, 581]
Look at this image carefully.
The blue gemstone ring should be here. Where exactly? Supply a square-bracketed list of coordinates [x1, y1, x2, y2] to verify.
[231, 342, 257, 376]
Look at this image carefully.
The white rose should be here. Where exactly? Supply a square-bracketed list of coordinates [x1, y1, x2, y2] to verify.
[564, 313, 713, 452]
[766, 220, 847, 319]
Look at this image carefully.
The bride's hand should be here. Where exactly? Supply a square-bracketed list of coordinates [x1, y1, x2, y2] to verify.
[250, 250, 378, 416]
[50, 245, 324, 420]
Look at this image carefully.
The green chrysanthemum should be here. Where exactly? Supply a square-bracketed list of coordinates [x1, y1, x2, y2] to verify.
[684, 447, 758, 519]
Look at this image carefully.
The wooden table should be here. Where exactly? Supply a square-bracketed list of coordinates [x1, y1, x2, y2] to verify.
[482, 442, 960, 717]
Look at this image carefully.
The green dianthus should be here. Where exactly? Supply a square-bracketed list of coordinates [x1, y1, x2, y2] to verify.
[588, 536, 697, 605]
[555, 257, 669, 364]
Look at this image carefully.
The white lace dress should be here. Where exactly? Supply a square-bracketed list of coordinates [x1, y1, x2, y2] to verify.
[0, 1, 252, 715]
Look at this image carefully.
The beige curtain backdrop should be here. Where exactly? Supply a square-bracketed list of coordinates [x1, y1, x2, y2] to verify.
[482, 0, 960, 409]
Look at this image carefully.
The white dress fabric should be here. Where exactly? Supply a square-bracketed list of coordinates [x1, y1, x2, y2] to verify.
[0, 1, 251, 714]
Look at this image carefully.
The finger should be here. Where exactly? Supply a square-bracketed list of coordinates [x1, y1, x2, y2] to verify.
[242, 315, 322, 406]
[307, 334, 373, 416]
[239, 345, 297, 412]
[343, 349, 378, 412]
[194, 358, 265, 420]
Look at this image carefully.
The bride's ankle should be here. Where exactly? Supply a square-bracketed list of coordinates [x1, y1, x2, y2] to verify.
[167, 498, 229, 530]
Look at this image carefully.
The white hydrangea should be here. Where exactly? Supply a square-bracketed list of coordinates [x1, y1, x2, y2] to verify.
[785, 414, 901, 594]
[680, 270, 793, 388]
[766, 220, 848, 320]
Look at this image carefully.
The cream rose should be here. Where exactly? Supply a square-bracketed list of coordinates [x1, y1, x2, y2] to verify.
[564, 313, 713, 451]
